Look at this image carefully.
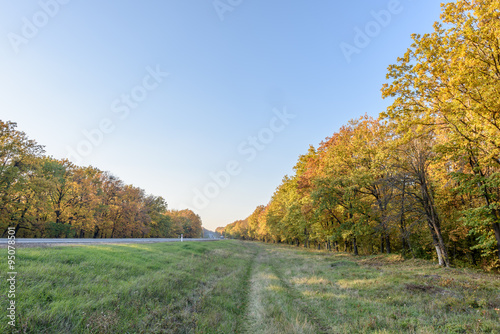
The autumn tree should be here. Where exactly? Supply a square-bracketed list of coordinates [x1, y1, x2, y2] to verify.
[0, 119, 202, 239]
[165, 209, 203, 238]
[0, 121, 45, 236]
[247, 205, 265, 240]
[382, 0, 500, 261]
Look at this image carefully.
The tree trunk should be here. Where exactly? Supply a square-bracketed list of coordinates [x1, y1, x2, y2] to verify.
[353, 237, 358, 256]
[55, 210, 61, 225]
[406, 236, 415, 258]
[434, 224, 449, 267]
[93, 226, 100, 238]
[493, 221, 500, 261]
[435, 245, 444, 266]
[430, 227, 445, 266]
[420, 166, 449, 267]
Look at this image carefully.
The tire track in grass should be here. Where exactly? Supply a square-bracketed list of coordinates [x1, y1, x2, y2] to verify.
[189, 242, 258, 333]
[242, 244, 321, 334]
[154, 242, 258, 333]
[235, 244, 259, 333]
[241, 246, 297, 333]
[270, 256, 332, 334]
[240, 249, 264, 333]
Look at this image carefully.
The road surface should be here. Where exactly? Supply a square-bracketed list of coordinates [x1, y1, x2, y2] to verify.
[0, 238, 219, 247]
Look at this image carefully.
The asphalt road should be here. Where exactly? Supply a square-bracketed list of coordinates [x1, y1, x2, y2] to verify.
[0, 238, 219, 246]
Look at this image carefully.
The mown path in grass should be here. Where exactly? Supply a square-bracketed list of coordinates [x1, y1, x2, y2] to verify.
[242, 248, 331, 334]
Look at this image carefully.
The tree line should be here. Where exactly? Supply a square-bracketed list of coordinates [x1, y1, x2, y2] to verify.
[218, 0, 500, 270]
[0, 120, 202, 238]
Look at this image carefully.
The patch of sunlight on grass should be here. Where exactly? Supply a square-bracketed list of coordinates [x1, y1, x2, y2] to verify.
[259, 273, 279, 280]
[301, 291, 319, 297]
[291, 315, 316, 334]
[291, 276, 331, 286]
[268, 284, 285, 292]
[337, 278, 378, 289]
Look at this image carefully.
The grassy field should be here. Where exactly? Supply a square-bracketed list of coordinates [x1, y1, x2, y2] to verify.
[1, 240, 499, 333]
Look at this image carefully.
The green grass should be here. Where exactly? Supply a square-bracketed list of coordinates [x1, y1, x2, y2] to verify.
[243, 243, 500, 334]
[1, 241, 256, 333]
[1, 241, 499, 333]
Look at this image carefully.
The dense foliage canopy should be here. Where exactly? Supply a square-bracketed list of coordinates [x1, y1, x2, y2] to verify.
[219, 0, 500, 270]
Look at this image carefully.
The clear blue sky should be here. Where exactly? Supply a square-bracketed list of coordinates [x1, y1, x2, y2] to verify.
[0, 0, 443, 231]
